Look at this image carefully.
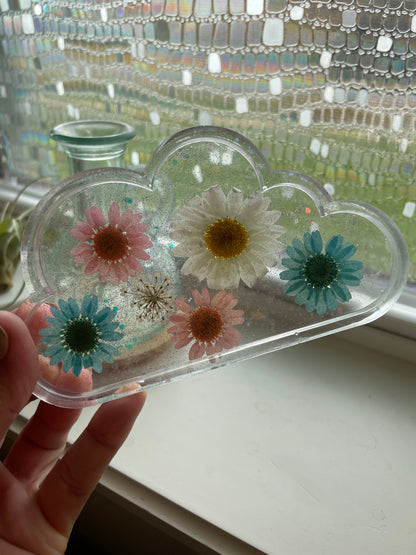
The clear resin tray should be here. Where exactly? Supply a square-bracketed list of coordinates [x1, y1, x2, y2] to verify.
[21, 126, 409, 408]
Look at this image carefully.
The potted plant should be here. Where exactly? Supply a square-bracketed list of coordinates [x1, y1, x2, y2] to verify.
[0, 178, 50, 309]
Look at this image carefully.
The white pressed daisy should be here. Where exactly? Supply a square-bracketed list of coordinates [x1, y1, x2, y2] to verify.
[170, 186, 285, 289]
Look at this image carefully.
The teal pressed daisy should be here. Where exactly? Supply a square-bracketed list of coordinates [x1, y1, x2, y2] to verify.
[39, 295, 124, 377]
[280, 230, 363, 315]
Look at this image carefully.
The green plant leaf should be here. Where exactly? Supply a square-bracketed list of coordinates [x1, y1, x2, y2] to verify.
[0, 218, 12, 235]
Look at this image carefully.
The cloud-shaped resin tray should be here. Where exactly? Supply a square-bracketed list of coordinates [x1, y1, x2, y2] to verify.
[21, 126, 409, 407]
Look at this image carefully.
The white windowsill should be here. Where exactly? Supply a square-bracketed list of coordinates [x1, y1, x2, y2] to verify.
[13, 331, 416, 554]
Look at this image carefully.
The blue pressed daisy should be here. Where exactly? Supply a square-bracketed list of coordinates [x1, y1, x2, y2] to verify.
[39, 295, 124, 377]
[280, 230, 363, 315]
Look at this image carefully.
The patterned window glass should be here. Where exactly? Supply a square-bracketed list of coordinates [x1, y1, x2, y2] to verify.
[0, 0, 415, 279]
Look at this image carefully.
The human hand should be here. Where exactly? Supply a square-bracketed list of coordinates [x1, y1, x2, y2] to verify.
[0, 309, 146, 555]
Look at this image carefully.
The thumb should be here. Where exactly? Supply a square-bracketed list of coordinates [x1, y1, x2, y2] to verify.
[0, 311, 39, 443]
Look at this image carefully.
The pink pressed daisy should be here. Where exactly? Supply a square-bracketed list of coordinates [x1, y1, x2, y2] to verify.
[167, 287, 244, 360]
[70, 201, 152, 285]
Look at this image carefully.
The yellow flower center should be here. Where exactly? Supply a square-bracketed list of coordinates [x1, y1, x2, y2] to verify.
[188, 306, 224, 343]
[93, 226, 129, 263]
[204, 217, 249, 259]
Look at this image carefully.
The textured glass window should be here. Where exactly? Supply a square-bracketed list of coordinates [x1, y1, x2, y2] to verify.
[0, 0, 416, 281]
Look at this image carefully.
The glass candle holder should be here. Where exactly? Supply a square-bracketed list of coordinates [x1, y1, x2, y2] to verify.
[50, 120, 136, 175]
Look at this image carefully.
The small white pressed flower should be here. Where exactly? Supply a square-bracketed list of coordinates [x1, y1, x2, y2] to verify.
[121, 273, 175, 322]
[170, 186, 285, 289]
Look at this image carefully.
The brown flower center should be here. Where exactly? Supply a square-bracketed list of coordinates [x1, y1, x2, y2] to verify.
[188, 306, 224, 343]
[204, 217, 249, 259]
[93, 226, 129, 263]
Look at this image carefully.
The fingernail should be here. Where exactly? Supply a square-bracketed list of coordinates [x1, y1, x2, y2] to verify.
[0, 326, 8, 360]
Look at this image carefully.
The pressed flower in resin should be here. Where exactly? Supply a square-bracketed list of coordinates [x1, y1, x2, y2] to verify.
[167, 287, 244, 360]
[121, 273, 175, 322]
[39, 295, 124, 377]
[70, 202, 152, 285]
[170, 186, 284, 289]
[280, 230, 364, 314]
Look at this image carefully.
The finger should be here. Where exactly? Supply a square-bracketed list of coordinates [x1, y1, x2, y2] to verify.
[13, 298, 52, 346]
[4, 402, 82, 487]
[0, 311, 38, 444]
[37, 391, 146, 537]
[39, 356, 93, 394]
